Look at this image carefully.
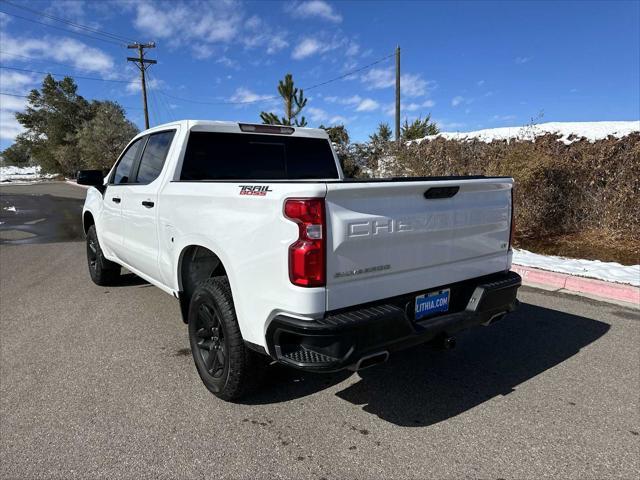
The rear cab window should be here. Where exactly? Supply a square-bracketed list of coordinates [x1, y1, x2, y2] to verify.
[180, 132, 339, 180]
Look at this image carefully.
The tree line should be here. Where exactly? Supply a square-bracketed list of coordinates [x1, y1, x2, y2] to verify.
[2, 72, 438, 178]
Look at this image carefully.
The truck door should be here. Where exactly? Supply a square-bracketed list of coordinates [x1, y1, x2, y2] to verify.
[119, 129, 177, 282]
[101, 137, 145, 261]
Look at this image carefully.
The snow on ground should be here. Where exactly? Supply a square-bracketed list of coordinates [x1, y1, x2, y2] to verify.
[0, 165, 57, 183]
[416, 121, 640, 145]
[513, 248, 639, 286]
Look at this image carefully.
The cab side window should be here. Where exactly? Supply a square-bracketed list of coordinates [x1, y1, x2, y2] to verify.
[134, 131, 176, 184]
[111, 137, 145, 184]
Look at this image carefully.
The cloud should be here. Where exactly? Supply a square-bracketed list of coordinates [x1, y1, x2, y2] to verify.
[0, 12, 10, 28]
[360, 68, 436, 97]
[360, 68, 394, 89]
[307, 106, 329, 122]
[0, 71, 38, 92]
[288, 1, 342, 23]
[292, 38, 324, 59]
[228, 87, 274, 105]
[451, 96, 464, 107]
[305, 107, 348, 125]
[384, 99, 436, 116]
[243, 15, 289, 54]
[0, 108, 26, 141]
[126, 76, 164, 94]
[477, 80, 485, 87]
[515, 56, 532, 64]
[133, 3, 288, 59]
[291, 34, 359, 60]
[324, 94, 362, 105]
[323, 94, 379, 112]
[355, 98, 379, 112]
[0, 35, 115, 75]
[216, 56, 239, 69]
[0, 71, 37, 142]
[135, 1, 240, 42]
[401, 73, 433, 97]
[191, 44, 215, 59]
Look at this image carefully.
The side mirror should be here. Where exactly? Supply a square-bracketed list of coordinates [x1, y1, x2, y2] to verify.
[76, 170, 104, 187]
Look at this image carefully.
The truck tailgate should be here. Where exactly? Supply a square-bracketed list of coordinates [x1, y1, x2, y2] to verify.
[325, 178, 513, 310]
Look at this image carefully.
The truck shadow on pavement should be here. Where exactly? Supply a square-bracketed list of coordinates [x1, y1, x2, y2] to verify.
[244, 302, 610, 426]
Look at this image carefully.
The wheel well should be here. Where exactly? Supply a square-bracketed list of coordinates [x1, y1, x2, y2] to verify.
[83, 211, 95, 234]
[178, 246, 227, 323]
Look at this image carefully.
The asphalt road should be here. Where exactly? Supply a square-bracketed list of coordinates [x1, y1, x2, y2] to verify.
[1, 183, 638, 479]
[0, 182, 86, 244]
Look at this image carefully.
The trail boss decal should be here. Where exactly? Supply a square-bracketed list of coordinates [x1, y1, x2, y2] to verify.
[238, 185, 272, 196]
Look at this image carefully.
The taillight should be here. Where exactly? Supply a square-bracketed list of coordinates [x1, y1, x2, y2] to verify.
[284, 198, 326, 287]
[509, 187, 515, 250]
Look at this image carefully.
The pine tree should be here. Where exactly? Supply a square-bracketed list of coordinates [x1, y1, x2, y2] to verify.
[15, 74, 92, 174]
[319, 124, 349, 145]
[76, 101, 139, 171]
[369, 122, 393, 146]
[8, 74, 139, 176]
[401, 115, 439, 141]
[260, 73, 307, 127]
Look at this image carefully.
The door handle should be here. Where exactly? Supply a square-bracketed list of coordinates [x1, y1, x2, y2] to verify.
[111, 197, 121, 204]
[142, 200, 155, 208]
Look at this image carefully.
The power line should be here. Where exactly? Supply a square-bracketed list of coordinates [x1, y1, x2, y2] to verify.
[0, 91, 143, 109]
[156, 52, 396, 106]
[1, 0, 136, 44]
[147, 70, 174, 123]
[0, 65, 136, 84]
[0, 8, 125, 46]
[305, 52, 395, 91]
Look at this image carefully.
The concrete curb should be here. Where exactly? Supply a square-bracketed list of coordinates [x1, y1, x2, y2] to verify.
[511, 264, 639, 306]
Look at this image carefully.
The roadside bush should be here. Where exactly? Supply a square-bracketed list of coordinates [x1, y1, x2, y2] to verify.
[366, 133, 640, 250]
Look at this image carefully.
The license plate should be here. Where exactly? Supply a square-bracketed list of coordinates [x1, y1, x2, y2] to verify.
[415, 289, 450, 320]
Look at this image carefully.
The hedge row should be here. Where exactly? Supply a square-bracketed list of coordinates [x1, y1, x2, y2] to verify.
[368, 133, 640, 244]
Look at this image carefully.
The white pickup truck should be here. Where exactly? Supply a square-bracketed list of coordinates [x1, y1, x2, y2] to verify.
[78, 120, 521, 400]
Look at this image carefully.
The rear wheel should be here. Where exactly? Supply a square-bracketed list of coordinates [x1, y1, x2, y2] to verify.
[86, 225, 120, 286]
[188, 277, 263, 400]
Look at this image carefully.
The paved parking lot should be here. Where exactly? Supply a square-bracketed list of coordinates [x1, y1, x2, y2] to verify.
[1, 183, 638, 479]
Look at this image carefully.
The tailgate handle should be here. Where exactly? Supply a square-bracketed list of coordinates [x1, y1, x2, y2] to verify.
[424, 186, 459, 199]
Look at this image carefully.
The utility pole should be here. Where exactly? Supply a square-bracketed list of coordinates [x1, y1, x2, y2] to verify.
[395, 45, 401, 143]
[127, 42, 156, 129]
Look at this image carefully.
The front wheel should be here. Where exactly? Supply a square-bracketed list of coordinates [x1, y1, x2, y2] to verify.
[188, 277, 263, 400]
[86, 225, 120, 286]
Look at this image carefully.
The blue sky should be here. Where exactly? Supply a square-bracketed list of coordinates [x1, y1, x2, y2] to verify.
[1, 0, 638, 148]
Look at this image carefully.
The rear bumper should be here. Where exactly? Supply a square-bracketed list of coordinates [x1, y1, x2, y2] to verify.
[266, 271, 521, 372]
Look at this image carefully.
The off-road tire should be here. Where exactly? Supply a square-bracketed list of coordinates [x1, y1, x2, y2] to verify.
[86, 225, 120, 286]
[188, 277, 264, 400]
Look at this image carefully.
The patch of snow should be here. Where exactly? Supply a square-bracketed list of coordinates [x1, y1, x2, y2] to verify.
[3, 206, 17, 212]
[513, 249, 639, 287]
[0, 165, 58, 183]
[416, 121, 640, 145]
